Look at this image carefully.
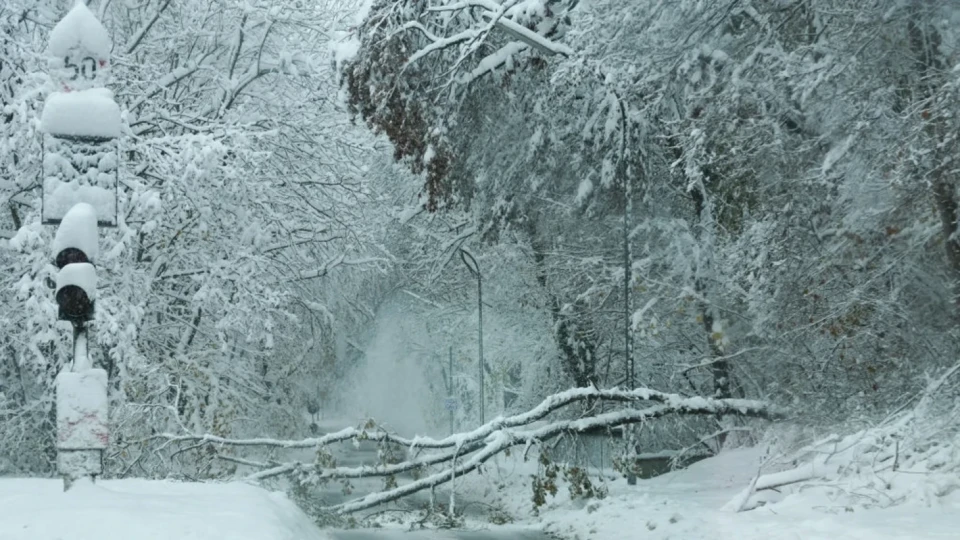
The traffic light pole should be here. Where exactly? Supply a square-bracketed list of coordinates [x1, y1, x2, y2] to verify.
[40, 2, 117, 492]
[51, 204, 105, 491]
[73, 323, 90, 371]
[58, 322, 107, 492]
[63, 322, 94, 490]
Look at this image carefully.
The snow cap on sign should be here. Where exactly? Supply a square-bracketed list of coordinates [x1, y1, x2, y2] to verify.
[48, 0, 112, 60]
[41, 88, 121, 139]
[53, 202, 99, 262]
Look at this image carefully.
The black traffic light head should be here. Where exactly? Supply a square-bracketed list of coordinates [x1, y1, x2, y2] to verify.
[54, 262, 96, 323]
[56, 285, 94, 322]
[55, 246, 91, 269]
[53, 204, 98, 323]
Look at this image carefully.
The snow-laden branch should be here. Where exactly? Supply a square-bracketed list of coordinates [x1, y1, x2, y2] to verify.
[396, 0, 573, 72]
[400, 387, 780, 449]
[461, 41, 526, 85]
[124, 0, 172, 54]
[402, 25, 482, 68]
[157, 424, 365, 450]
[156, 386, 781, 452]
[129, 55, 213, 114]
[295, 255, 390, 281]
[244, 439, 487, 483]
[479, 12, 573, 56]
[426, 0, 499, 12]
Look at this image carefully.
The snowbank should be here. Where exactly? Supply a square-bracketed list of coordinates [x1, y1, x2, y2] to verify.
[537, 446, 960, 540]
[0, 479, 331, 540]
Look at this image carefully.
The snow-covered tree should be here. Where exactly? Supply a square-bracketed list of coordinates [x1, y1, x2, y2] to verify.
[341, 0, 960, 430]
[0, 0, 389, 476]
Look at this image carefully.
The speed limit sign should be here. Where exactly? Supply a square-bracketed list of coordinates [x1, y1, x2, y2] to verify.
[47, 2, 111, 91]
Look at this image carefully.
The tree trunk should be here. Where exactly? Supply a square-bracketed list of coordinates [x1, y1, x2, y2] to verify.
[529, 225, 599, 388]
[691, 184, 730, 400]
[908, 9, 960, 315]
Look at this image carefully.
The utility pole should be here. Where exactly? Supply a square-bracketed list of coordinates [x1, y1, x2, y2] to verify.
[615, 97, 639, 486]
[620, 99, 634, 391]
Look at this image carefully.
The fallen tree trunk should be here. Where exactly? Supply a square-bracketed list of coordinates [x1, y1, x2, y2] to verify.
[154, 387, 781, 451]
[328, 397, 781, 514]
[143, 386, 784, 514]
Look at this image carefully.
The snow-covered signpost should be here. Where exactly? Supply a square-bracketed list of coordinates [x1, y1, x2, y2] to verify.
[40, 1, 119, 490]
[41, 0, 119, 228]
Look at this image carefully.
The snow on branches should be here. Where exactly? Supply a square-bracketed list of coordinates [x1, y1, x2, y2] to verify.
[146, 385, 783, 514]
[342, 0, 578, 210]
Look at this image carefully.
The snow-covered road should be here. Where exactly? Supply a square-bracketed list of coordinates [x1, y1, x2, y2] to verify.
[0, 477, 555, 540]
[0, 477, 325, 540]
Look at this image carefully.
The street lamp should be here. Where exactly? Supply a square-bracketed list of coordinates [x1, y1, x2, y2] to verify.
[459, 249, 485, 425]
[41, 1, 118, 490]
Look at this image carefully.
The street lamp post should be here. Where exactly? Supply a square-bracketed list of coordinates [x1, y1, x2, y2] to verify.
[448, 347, 455, 435]
[459, 249, 484, 426]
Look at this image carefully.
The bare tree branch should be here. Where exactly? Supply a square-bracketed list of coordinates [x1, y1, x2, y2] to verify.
[124, 0, 172, 54]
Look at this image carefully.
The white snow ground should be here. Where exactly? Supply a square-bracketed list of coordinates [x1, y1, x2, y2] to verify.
[530, 447, 960, 540]
[0, 478, 328, 540]
[3, 425, 959, 540]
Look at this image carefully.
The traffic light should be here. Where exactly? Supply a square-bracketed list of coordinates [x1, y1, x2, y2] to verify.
[53, 203, 98, 323]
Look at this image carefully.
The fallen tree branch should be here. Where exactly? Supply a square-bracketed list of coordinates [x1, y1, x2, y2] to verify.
[148, 386, 783, 513]
[155, 386, 783, 452]
[327, 397, 780, 514]
[245, 440, 487, 482]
